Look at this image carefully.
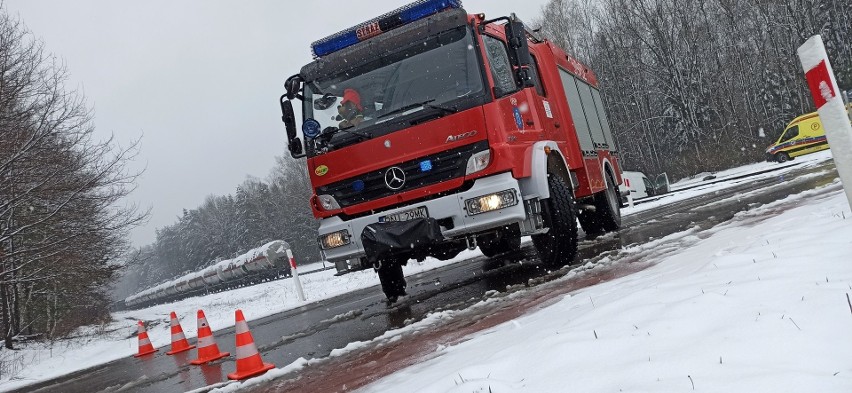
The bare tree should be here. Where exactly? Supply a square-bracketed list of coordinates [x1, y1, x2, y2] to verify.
[0, 8, 146, 347]
[535, 0, 849, 179]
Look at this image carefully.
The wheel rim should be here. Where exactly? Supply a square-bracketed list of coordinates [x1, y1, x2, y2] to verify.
[606, 175, 620, 218]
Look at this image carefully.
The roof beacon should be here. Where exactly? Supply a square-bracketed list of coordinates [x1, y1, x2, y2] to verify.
[310, 0, 463, 58]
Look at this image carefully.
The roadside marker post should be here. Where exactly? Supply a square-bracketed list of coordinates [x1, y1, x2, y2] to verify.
[287, 249, 306, 301]
[797, 35, 852, 208]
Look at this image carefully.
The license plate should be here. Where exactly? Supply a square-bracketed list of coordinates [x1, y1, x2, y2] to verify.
[379, 207, 428, 223]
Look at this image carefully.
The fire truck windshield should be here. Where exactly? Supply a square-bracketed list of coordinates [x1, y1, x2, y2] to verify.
[303, 26, 486, 156]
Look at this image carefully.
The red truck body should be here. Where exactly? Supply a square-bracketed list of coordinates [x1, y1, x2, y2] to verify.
[280, 0, 623, 301]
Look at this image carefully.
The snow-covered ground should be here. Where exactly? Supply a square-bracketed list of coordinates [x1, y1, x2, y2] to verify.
[359, 178, 852, 392]
[0, 246, 485, 391]
[0, 150, 846, 392]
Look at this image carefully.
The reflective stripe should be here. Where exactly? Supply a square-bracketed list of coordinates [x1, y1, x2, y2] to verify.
[235, 331, 254, 347]
[197, 334, 215, 348]
[172, 332, 186, 341]
[198, 317, 209, 328]
[139, 337, 151, 346]
[235, 321, 249, 334]
[170, 317, 178, 327]
[235, 344, 258, 360]
[137, 325, 144, 334]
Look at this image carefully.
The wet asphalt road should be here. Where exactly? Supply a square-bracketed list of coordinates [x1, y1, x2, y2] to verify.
[17, 160, 840, 393]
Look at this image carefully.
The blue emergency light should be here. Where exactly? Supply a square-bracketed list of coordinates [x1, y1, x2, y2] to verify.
[310, 0, 463, 58]
[352, 179, 366, 193]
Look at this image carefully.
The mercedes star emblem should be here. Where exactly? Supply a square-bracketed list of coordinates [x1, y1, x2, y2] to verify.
[384, 167, 406, 190]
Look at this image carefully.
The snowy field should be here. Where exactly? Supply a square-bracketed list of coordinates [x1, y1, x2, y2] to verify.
[0, 150, 846, 392]
[360, 178, 852, 393]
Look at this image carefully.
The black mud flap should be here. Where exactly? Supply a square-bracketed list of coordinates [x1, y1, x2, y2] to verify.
[361, 218, 443, 265]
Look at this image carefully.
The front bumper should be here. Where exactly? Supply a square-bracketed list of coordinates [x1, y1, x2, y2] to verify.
[318, 172, 526, 262]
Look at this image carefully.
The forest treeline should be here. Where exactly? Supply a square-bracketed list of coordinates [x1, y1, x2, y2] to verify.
[0, 11, 144, 347]
[114, 157, 320, 301]
[535, 0, 851, 178]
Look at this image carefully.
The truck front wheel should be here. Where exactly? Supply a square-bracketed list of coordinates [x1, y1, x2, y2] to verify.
[532, 174, 579, 268]
[376, 258, 407, 303]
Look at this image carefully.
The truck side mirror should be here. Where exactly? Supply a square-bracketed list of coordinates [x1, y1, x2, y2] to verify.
[503, 14, 535, 89]
[284, 74, 303, 101]
[289, 137, 304, 157]
[280, 96, 305, 158]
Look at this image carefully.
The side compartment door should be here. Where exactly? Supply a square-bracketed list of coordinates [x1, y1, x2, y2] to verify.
[559, 69, 603, 193]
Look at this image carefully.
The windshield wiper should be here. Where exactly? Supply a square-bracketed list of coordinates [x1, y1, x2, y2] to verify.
[424, 102, 458, 114]
[377, 99, 457, 120]
[316, 126, 370, 147]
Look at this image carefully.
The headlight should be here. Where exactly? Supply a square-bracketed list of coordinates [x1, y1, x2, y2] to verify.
[465, 189, 518, 215]
[317, 194, 341, 210]
[319, 229, 351, 249]
[465, 149, 491, 175]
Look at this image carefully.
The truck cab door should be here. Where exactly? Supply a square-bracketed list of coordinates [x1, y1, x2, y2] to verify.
[481, 35, 557, 146]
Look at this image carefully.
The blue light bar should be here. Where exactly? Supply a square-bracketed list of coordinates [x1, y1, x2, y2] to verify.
[311, 0, 463, 58]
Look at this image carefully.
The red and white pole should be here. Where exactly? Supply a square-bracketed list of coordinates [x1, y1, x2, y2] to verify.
[798, 35, 852, 208]
[286, 249, 306, 301]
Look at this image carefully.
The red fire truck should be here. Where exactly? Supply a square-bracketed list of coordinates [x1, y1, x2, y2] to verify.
[280, 0, 623, 302]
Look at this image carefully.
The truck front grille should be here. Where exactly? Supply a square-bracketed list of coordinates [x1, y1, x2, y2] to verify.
[317, 140, 488, 208]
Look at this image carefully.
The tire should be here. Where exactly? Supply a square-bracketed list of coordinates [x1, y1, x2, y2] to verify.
[775, 152, 790, 163]
[478, 224, 521, 257]
[532, 174, 579, 267]
[376, 259, 407, 302]
[579, 172, 622, 234]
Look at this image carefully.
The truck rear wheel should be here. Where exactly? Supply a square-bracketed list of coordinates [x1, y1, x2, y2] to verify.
[478, 224, 521, 258]
[376, 259, 407, 303]
[579, 172, 622, 234]
[775, 152, 791, 163]
[532, 174, 579, 267]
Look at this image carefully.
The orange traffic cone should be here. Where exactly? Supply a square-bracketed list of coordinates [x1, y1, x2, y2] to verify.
[134, 320, 158, 357]
[227, 309, 275, 380]
[190, 309, 230, 365]
[166, 311, 196, 355]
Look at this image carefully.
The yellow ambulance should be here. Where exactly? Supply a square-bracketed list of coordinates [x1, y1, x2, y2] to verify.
[765, 103, 851, 163]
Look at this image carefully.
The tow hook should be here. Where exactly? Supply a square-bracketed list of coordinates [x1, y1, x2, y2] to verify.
[466, 236, 478, 251]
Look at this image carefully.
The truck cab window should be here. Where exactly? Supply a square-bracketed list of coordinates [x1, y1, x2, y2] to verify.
[302, 26, 486, 156]
[529, 55, 545, 96]
[483, 35, 516, 97]
[781, 125, 799, 142]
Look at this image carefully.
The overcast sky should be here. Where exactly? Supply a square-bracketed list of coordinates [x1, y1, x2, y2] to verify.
[6, 0, 550, 247]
